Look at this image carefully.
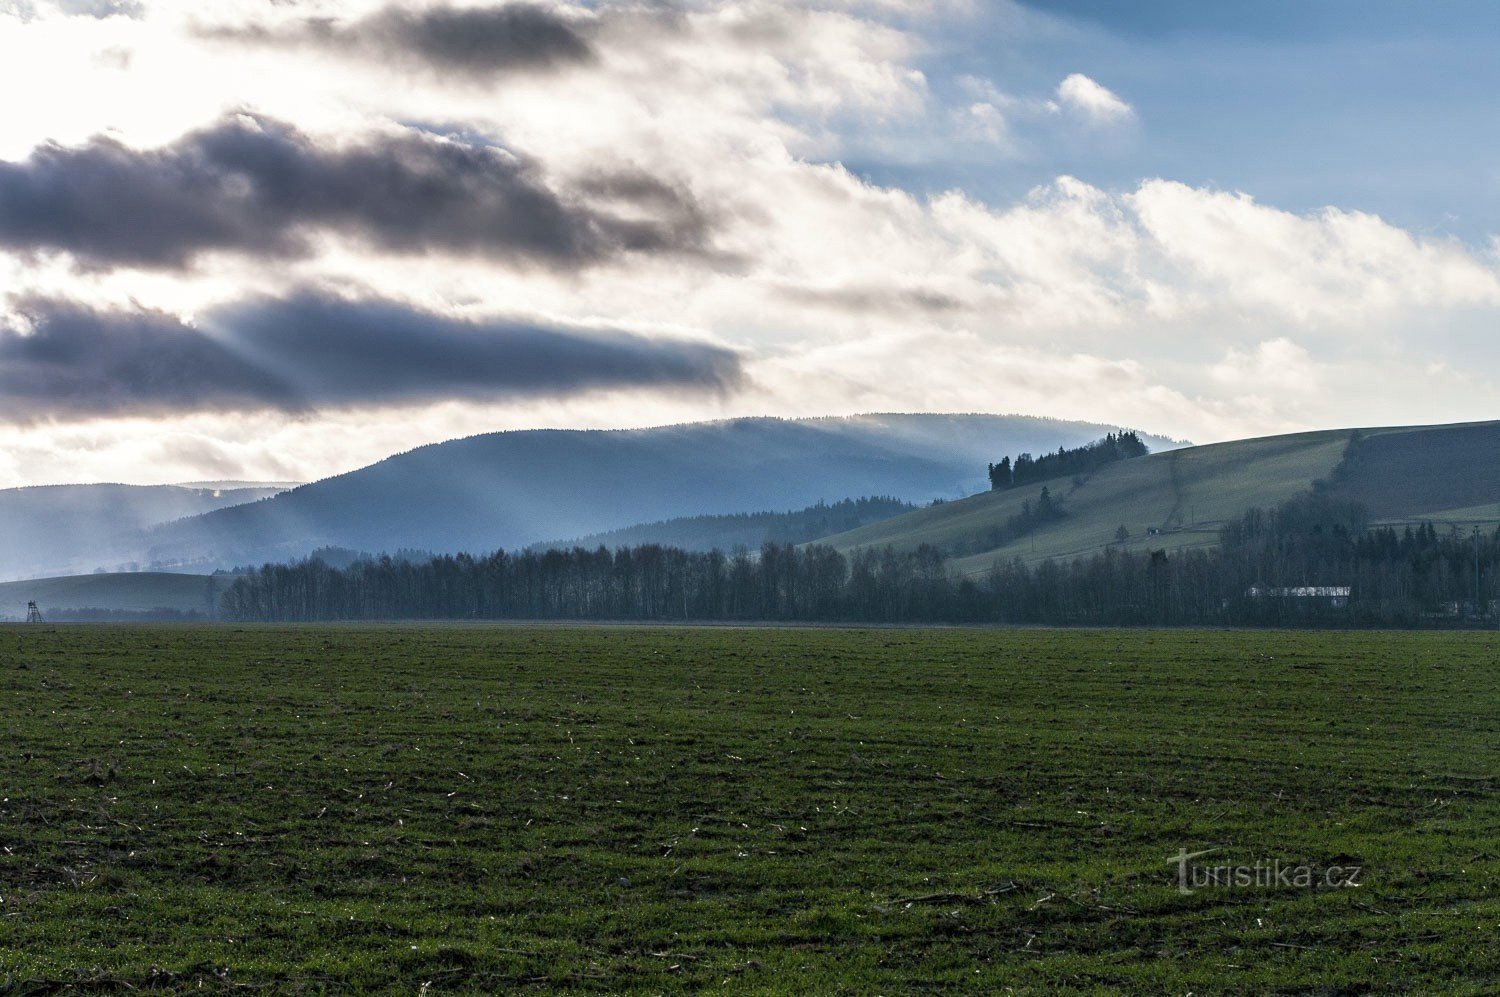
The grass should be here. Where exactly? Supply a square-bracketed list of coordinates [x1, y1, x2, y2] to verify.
[1381, 501, 1500, 529]
[0, 624, 1496, 992]
[0, 573, 216, 622]
[1342, 421, 1500, 520]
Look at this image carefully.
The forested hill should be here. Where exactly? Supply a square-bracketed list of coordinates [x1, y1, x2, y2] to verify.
[531, 497, 917, 553]
[218, 492, 1500, 627]
[133, 414, 1181, 571]
[818, 419, 1500, 574]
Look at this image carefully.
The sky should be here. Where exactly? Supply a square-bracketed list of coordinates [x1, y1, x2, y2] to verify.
[0, 0, 1498, 487]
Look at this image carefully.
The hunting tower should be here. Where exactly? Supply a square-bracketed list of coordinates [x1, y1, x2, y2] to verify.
[25, 601, 43, 623]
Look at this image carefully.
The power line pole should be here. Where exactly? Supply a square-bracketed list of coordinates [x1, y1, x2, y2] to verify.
[1474, 526, 1482, 620]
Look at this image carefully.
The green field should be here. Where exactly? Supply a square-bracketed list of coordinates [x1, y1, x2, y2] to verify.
[1, 625, 1495, 992]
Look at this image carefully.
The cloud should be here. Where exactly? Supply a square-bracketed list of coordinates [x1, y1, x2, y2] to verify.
[1211, 337, 1320, 394]
[201, 3, 594, 79]
[958, 100, 1011, 144]
[773, 280, 966, 315]
[1, 0, 141, 19]
[0, 291, 744, 420]
[950, 72, 1141, 149]
[0, 300, 294, 418]
[55, 0, 141, 17]
[1055, 72, 1133, 123]
[4, 0, 1500, 485]
[0, 114, 713, 270]
[1127, 179, 1500, 321]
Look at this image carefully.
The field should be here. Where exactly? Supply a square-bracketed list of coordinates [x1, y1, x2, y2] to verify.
[0, 625, 1496, 992]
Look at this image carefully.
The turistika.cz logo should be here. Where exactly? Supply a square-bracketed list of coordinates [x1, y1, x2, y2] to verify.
[1169, 848, 1363, 895]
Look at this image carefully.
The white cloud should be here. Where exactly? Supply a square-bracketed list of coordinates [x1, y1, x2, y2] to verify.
[1129, 180, 1500, 323]
[956, 99, 1010, 145]
[1056, 72, 1133, 124]
[1211, 337, 1320, 397]
[0, 1, 1499, 486]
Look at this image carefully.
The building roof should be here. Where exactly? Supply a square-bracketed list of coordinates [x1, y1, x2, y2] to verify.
[1247, 585, 1351, 598]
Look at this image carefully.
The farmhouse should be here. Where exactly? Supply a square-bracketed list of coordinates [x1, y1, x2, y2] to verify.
[1246, 585, 1352, 608]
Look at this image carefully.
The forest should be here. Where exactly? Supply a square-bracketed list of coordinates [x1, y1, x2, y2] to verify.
[988, 431, 1150, 491]
[219, 493, 1500, 627]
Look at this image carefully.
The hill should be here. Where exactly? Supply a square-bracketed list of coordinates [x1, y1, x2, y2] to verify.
[818, 420, 1500, 577]
[0, 483, 292, 582]
[1333, 421, 1500, 521]
[0, 571, 218, 621]
[133, 414, 1182, 571]
[531, 496, 918, 553]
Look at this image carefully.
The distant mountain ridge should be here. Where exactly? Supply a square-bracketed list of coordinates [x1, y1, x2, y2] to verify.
[135, 414, 1184, 571]
[17, 419, 1500, 618]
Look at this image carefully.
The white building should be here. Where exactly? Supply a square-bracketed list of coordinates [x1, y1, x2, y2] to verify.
[1246, 585, 1351, 608]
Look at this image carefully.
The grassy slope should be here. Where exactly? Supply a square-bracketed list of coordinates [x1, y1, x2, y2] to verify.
[822, 428, 1354, 577]
[822, 419, 1500, 577]
[0, 572, 215, 620]
[0, 625, 1493, 991]
[1395, 501, 1500, 526]
[1339, 420, 1500, 520]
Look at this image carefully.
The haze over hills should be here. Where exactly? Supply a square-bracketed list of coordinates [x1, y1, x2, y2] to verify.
[12, 418, 1500, 619]
[0, 483, 292, 582]
[531, 496, 919, 554]
[134, 415, 1182, 572]
[0, 572, 219, 622]
[818, 420, 1500, 578]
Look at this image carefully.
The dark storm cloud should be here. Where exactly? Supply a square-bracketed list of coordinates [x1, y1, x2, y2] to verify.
[201, 3, 594, 79]
[0, 114, 712, 269]
[211, 291, 744, 405]
[0, 301, 295, 418]
[0, 292, 743, 420]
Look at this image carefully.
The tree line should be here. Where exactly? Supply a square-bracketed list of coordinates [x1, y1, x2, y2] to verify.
[218, 543, 953, 623]
[219, 493, 1500, 627]
[989, 431, 1149, 491]
[985, 494, 1500, 626]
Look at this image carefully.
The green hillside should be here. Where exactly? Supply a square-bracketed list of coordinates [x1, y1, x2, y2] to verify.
[0, 572, 217, 621]
[820, 420, 1500, 578]
[530, 496, 917, 553]
[1334, 420, 1500, 521]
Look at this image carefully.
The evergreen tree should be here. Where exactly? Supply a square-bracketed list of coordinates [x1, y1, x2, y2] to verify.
[988, 432, 1150, 491]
